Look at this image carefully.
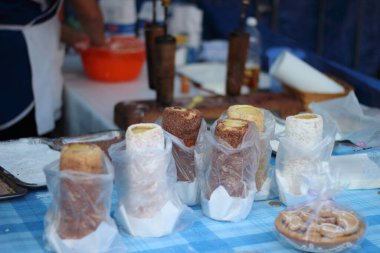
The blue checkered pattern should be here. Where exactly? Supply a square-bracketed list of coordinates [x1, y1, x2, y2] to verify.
[1, 189, 380, 253]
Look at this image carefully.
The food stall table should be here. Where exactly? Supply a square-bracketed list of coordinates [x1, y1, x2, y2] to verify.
[1, 188, 380, 252]
[5, 31, 378, 252]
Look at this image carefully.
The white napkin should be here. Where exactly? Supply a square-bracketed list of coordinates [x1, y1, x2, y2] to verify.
[276, 171, 309, 206]
[270, 51, 344, 94]
[330, 153, 380, 190]
[116, 201, 182, 237]
[255, 176, 273, 201]
[202, 186, 255, 221]
[276, 161, 334, 206]
[175, 179, 199, 206]
[46, 222, 125, 253]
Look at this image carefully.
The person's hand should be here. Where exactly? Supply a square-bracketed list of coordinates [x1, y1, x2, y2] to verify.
[68, 0, 106, 47]
[61, 24, 91, 50]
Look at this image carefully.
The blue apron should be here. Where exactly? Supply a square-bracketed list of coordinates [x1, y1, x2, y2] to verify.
[0, 0, 63, 135]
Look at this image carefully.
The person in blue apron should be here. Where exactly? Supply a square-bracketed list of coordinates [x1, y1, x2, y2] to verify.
[0, 0, 105, 141]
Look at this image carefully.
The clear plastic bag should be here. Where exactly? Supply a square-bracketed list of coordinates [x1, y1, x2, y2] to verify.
[109, 134, 194, 237]
[310, 91, 380, 148]
[275, 198, 366, 253]
[164, 120, 207, 206]
[196, 120, 260, 221]
[254, 109, 277, 201]
[219, 109, 276, 200]
[275, 115, 337, 206]
[43, 156, 125, 253]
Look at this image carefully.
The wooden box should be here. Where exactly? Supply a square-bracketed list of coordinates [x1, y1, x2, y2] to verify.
[282, 75, 353, 110]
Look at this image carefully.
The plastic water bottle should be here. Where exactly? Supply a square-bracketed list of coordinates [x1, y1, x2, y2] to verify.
[244, 17, 261, 90]
[99, 0, 137, 36]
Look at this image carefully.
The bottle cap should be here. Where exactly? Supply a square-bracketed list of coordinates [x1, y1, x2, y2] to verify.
[247, 17, 258, 27]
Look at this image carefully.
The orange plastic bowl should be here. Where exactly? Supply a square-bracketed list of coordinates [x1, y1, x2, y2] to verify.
[79, 36, 145, 83]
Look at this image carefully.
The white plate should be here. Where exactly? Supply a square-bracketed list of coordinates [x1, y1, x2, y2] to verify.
[177, 62, 270, 95]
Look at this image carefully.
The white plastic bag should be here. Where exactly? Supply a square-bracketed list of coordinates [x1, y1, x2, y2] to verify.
[275, 198, 366, 253]
[275, 173, 366, 253]
[275, 115, 336, 206]
[219, 109, 277, 200]
[109, 134, 194, 237]
[43, 156, 125, 253]
[196, 120, 260, 221]
[164, 120, 207, 206]
[310, 91, 380, 148]
[254, 109, 277, 200]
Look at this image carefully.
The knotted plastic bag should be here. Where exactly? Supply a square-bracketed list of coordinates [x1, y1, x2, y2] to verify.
[275, 189, 366, 252]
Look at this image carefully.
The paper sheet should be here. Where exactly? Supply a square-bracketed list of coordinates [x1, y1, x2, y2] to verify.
[175, 179, 199, 206]
[330, 153, 380, 190]
[46, 222, 125, 253]
[202, 186, 255, 221]
[116, 201, 182, 237]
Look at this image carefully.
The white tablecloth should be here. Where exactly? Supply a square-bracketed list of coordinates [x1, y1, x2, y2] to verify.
[63, 55, 204, 136]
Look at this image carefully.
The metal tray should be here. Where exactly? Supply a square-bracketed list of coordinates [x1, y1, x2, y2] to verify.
[0, 131, 124, 189]
[52, 130, 125, 155]
[0, 167, 28, 200]
[0, 138, 60, 188]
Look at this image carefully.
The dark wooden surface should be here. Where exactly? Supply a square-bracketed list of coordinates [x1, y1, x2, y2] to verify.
[114, 92, 304, 130]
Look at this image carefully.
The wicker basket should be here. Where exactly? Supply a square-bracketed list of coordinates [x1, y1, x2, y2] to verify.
[282, 75, 353, 110]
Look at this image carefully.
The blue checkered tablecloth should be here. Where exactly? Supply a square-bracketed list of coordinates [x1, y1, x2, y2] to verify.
[1, 188, 380, 253]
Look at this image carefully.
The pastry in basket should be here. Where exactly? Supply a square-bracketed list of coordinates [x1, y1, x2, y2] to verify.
[208, 119, 249, 198]
[58, 143, 105, 239]
[162, 106, 202, 182]
[275, 204, 366, 252]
